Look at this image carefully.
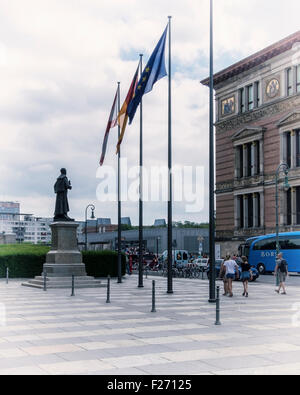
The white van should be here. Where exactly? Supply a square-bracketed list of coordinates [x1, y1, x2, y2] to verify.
[161, 250, 190, 267]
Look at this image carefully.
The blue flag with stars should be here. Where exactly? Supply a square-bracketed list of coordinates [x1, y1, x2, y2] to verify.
[127, 25, 168, 124]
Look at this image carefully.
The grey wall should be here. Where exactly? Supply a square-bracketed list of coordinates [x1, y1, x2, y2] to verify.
[79, 227, 209, 254]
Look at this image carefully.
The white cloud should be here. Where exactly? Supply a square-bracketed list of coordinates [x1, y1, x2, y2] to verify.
[0, 0, 299, 224]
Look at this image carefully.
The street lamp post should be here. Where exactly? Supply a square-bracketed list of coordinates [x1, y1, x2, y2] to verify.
[275, 163, 290, 254]
[85, 204, 95, 252]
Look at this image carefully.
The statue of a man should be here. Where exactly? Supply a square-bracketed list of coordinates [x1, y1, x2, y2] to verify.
[54, 168, 74, 221]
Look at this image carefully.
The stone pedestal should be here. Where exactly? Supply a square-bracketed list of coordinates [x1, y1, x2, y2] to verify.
[44, 222, 86, 277]
[22, 222, 103, 289]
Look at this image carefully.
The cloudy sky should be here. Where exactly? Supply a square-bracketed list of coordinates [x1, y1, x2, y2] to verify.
[0, 0, 299, 224]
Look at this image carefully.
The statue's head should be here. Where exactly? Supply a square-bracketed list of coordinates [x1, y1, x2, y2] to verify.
[60, 168, 67, 175]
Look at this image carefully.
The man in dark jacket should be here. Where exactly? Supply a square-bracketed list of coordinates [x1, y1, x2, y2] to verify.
[274, 252, 289, 295]
[54, 168, 74, 221]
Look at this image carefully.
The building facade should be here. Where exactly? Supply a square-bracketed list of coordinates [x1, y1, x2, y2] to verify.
[78, 227, 209, 255]
[0, 202, 53, 244]
[201, 31, 300, 251]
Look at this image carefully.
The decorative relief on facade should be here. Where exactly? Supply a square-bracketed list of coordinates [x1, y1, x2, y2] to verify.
[221, 96, 235, 117]
[233, 175, 264, 189]
[277, 110, 300, 127]
[233, 228, 265, 238]
[231, 127, 265, 143]
[265, 77, 280, 100]
[215, 181, 234, 194]
[216, 95, 300, 133]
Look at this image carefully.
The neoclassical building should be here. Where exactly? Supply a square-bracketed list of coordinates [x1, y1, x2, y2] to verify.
[201, 31, 300, 253]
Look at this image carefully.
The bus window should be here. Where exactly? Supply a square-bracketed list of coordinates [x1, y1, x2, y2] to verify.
[253, 238, 276, 250]
[244, 244, 250, 257]
[279, 237, 300, 249]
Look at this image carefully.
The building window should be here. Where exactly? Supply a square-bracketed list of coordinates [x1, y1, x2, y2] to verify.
[256, 142, 260, 174]
[286, 132, 291, 168]
[255, 81, 260, 107]
[247, 143, 252, 176]
[239, 196, 244, 228]
[286, 187, 300, 225]
[287, 68, 293, 96]
[239, 88, 245, 113]
[247, 85, 254, 111]
[286, 189, 292, 226]
[296, 130, 300, 168]
[248, 194, 253, 228]
[297, 187, 300, 225]
[235, 140, 261, 179]
[237, 193, 261, 229]
[297, 66, 300, 93]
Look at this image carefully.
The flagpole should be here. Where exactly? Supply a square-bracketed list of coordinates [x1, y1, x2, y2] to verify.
[208, 0, 216, 303]
[117, 81, 122, 284]
[138, 54, 144, 288]
[167, 16, 173, 294]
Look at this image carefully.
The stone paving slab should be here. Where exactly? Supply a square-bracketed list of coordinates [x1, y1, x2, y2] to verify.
[0, 275, 300, 375]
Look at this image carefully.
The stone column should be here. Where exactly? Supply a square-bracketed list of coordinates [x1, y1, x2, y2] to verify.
[234, 196, 240, 229]
[281, 133, 287, 163]
[291, 130, 297, 169]
[235, 147, 241, 179]
[259, 139, 264, 175]
[251, 142, 258, 176]
[291, 187, 297, 226]
[243, 144, 248, 178]
[260, 192, 264, 228]
[253, 193, 259, 228]
[243, 195, 249, 229]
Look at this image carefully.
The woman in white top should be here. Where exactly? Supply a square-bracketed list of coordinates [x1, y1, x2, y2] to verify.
[223, 255, 239, 297]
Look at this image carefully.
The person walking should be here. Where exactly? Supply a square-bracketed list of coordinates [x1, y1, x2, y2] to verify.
[274, 253, 280, 288]
[223, 255, 239, 297]
[220, 260, 229, 296]
[274, 252, 288, 295]
[241, 256, 252, 297]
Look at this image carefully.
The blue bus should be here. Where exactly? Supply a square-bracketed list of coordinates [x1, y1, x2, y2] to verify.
[239, 232, 300, 274]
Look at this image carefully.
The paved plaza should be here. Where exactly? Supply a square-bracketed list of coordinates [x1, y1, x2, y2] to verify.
[0, 274, 300, 375]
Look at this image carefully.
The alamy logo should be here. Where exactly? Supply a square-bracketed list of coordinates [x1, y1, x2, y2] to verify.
[96, 159, 205, 213]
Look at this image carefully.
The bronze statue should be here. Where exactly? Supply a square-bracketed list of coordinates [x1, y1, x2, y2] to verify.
[54, 168, 74, 221]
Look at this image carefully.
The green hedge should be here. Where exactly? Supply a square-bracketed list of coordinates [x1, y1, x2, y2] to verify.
[0, 245, 126, 278]
[0, 245, 49, 278]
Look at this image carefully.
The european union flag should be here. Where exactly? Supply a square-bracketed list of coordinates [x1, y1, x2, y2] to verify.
[127, 25, 168, 124]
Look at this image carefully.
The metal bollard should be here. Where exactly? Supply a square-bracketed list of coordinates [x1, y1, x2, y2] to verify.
[6, 267, 9, 285]
[106, 275, 111, 303]
[151, 280, 156, 313]
[146, 266, 148, 279]
[71, 274, 75, 297]
[215, 286, 221, 326]
[43, 271, 47, 292]
[202, 267, 204, 280]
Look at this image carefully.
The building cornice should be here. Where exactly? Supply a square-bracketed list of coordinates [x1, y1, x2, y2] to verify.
[201, 30, 300, 87]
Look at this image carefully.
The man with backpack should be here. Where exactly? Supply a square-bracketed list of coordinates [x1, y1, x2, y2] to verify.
[274, 252, 289, 295]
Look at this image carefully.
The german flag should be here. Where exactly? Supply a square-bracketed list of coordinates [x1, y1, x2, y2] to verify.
[116, 66, 139, 154]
